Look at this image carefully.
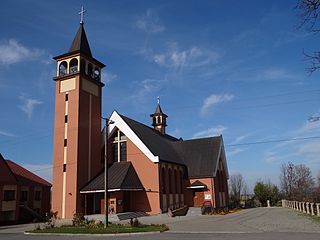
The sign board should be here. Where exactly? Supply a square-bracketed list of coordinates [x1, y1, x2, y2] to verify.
[204, 194, 211, 200]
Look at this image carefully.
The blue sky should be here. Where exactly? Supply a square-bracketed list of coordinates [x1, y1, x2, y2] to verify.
[0, 0, 319, 190]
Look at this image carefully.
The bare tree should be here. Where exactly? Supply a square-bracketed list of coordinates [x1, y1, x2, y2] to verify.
[297, 0, 320, 73]
[279, 162, 315, 201]
[293, 164, 315, 200]
[229, 173, 246, 207]
[280, 162, 296, 199]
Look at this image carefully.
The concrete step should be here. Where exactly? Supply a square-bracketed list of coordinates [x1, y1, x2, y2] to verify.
[186, 207, 202, 216]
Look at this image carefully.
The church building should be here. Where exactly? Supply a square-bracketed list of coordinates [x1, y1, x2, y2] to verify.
[51, 19, 229, 219]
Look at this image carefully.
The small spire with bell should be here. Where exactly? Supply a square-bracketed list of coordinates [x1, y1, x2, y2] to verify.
[150, 97, 168, 134]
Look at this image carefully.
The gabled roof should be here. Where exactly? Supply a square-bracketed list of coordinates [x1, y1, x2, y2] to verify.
[172, 137, 223, 178]
[188, 180, 207, 189]
[120, 114, 183, 165]
[0, 153, 18, 184]
[6, 160, 51, 187]
[80, 161, 143, 192]
[68, 23, 92, 57]
[107, 111, 228, 179]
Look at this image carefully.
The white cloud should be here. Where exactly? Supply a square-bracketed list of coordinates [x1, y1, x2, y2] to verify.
[298, 141, 320, 155]
[22, 164, 52, 182]
[0, 130, 16, 137]
[201, 94, 234, 114]
[193, 125, 227, 138]
[256, 68, 298, 81]
[135, 9, 165, 34]
[102, 71, 117, 85]
[18, 95, 43, 119]
[0, 39, 43, 65]
[227, 147, 247, 157]
[233, 133, 251, 144]
[154, 46, 219, 69]
[130, 78, 166, 103]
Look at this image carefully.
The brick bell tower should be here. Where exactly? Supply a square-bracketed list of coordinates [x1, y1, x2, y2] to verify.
[51, 12, 105, 219]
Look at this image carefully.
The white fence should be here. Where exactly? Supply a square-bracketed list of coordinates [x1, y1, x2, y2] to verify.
[282, 199, 320, 217]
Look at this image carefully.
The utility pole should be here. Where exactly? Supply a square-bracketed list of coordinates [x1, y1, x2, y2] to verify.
[102, 117, 114, 228]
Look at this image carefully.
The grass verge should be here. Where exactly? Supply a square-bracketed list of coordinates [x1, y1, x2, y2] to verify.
[28, 224, 169, 234]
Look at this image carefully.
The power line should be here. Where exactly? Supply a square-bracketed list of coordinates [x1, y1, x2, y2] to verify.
[226, 136, 320, 147]
[24, 135, 320, 173]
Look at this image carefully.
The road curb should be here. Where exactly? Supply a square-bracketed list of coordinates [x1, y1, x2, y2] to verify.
[24, 231, 161, 236]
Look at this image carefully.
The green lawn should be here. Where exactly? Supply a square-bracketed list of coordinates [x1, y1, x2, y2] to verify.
[29, 224, 169, 234]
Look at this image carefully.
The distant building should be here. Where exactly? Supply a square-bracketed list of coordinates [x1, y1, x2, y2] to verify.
[51, 20, 229, 219]
[0, 154, 51, 225]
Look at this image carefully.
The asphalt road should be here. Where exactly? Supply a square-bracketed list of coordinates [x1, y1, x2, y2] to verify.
[0, 207, 319, 240]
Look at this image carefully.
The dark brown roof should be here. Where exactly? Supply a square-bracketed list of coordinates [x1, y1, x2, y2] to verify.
[5, 160, 51, 187]
[81, 161, 143, 192]
[172, 136, 222, 178]
[150, 104, 167, 117]
[69, 23, 92, 57]
[120, 115, 183, 165]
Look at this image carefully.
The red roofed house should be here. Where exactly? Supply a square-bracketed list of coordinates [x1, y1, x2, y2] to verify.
[0, 154, 51, 225]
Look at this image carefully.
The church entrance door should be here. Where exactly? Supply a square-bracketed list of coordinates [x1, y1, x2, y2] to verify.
[193, 191, 204, 207]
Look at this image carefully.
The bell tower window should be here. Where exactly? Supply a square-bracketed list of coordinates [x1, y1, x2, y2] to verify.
[87, 63, 93, 78]
[59, 61, 68, 76]
[69, 58, 78, 73]
[112, 130, 127, 162]
[93, 68, 100, 81]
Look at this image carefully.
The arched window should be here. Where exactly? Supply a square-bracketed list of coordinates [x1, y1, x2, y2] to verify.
[174, 169, 177, 194]
[161, 168, 166, 194]
[69, 58, 78, 73]
[80, 59, 86, 74]
[168, 169, 172, 194]
[180, 170, 184, 194]
[59, 61, 67, 76]
[87, 63, 93, 77]
[93, 68, 100, 81]
[175, 169, 180, 194]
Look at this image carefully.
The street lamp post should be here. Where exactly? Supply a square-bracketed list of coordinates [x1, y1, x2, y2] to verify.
[102, 117, 114, 228]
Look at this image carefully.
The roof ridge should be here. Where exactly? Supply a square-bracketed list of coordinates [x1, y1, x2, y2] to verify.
[5, 159, 51, 186]
[119, 113, 178, 141]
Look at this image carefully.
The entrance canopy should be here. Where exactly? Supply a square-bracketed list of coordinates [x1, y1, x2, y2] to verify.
[187, 180, 207, 189]
[80, 162, 144, 193]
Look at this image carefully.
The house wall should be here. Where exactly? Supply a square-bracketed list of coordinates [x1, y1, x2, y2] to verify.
[126, 139, 161, 214]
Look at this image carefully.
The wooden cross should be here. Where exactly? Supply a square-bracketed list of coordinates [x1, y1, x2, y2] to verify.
[79, 6, 86, 24]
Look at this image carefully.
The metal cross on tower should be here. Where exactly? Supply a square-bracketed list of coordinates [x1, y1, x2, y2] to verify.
[79, 6, 86, 24]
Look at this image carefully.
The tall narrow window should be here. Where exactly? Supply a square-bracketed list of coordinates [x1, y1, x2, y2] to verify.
[64, 139, 67, 147]
[34, 191, 41, 201]
[112, 130, 127, 162]
[64, 115, 68, 123]
[65, 93, 69, 101]
[20, 191, 28, 202]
